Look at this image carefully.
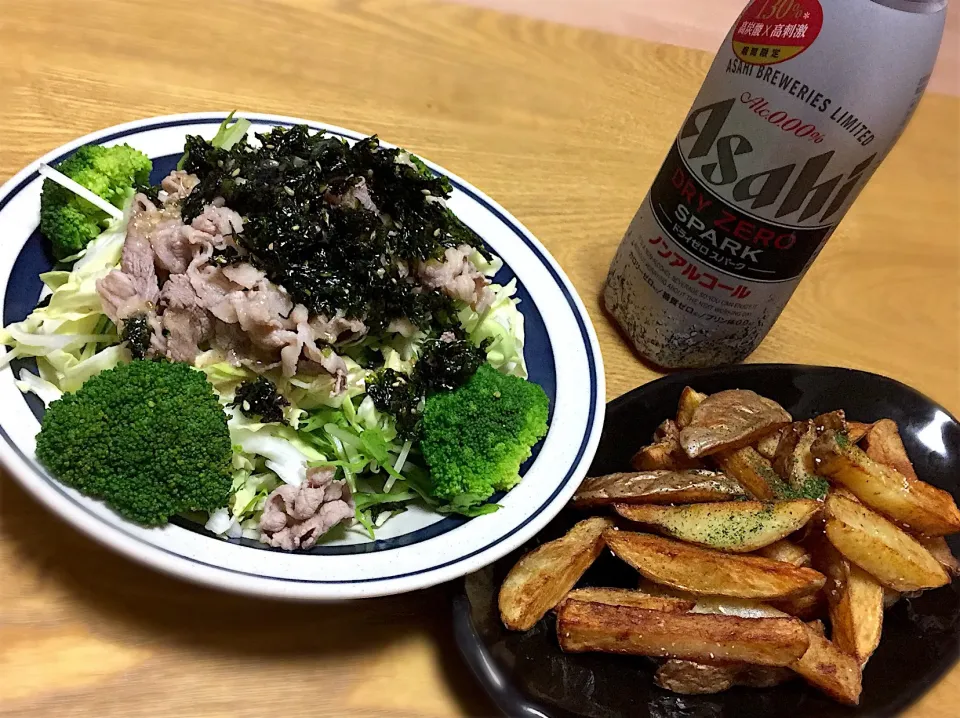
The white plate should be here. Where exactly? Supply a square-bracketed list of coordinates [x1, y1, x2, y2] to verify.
[0, 112, 604, 600]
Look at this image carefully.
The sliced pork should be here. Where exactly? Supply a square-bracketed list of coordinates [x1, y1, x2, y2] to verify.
[159, 170, 200, 202]
[96, 230, 160, 323]
[417, 244, 494, 311]
[259, 467, 354, 551]
[162, 308, 211, 364]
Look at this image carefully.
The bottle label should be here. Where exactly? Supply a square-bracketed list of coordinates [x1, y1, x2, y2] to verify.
[649, 140, 837, 282]
[732, 0, 824, 66]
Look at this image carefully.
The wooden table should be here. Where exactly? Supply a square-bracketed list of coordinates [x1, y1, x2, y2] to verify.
[0, 1, 957, 716]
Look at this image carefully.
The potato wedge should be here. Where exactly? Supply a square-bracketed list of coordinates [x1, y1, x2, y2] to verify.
[573, 470, 745, 507]
[791, 623, 863, 706]
[563, 588, 694, 612]
[813, 536, 883, 663]
[824, 493, 949, 592]
[680, 389, 792, 458]
[613, 500, 820, 553]
[631, 440, 703, 471]
[770, 591, 826, 621]
[636, 578, 698, 601]
[814, 410, 871, 443]
[640, 582, 811, 619]
[773, 420, 818, 489]
[634, 419, 705, 470]
[676, 387, 707, 428]
[813, 410, 847, 434]
[917, 535, 960, 577]
[757, 540, 811, 567]
[863, 419, 919, 482]
[654, 419, 681, 442]
[847, 422, 872, 444]
[655, 659, 793, 695]
[690, 595, 790, 618]
[830, 563, 883, 663]
[499, 517, 614, 631]
[755, 428, 784, 460]
[556, 600, 810, 666]
[603, 530, 826, 600]
[813, 430, 960, 536]
[713, 446, 782, 500]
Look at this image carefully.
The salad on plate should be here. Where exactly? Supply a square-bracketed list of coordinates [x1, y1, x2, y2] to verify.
[0, 113, 549, 552]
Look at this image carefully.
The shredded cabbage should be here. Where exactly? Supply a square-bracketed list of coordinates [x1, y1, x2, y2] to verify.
[459, 279, 527, 378]
[228, 407, 325, 487]
[15, 368, 63, 406]
[0, 205, 128, 381]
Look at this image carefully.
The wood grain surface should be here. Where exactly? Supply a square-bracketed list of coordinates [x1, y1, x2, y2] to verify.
[0, 1, 957, 716]
[449, 0, 960, 95]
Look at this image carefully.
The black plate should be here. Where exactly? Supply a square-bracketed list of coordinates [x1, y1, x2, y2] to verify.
[453, 364, 960, 718]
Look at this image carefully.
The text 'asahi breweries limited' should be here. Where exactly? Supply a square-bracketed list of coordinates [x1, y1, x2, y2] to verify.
[604, 0, 948, 368]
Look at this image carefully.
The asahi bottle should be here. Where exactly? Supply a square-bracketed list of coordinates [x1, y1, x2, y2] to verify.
[604, 0, 948, 368]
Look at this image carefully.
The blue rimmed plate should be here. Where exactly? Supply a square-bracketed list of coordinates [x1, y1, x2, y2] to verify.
[0, 112, 605, 600]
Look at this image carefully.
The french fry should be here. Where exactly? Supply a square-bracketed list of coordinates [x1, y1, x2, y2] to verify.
[604, 530, 826, 600]
[655, 659, 794, 694]
[556, 600, 810, 666]
[613, 500, 820, 553]
[813, 537, 883, 663]
[791, 622, 863, 706]
[917, 535, 960, 577]
[863, 419, 918, 481]
[812, 430, 960, 536]
[680, 390, 792, 458]
[824, 493, 949, 592]
[563, 588, 694, 612]
[713, 446, 781, 500]
[499, 517, 614, 631]
[757, 539, 811, 567]
[676, 387, 707, 428]
[573, 470, 745, 507]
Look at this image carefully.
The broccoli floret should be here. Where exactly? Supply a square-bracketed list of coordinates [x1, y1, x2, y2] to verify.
[35, 360, 232, 525]
[40, 144, 152, 259]
[420, 364, 549, 508]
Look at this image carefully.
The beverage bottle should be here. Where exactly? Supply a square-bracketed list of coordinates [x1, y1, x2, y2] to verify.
[604, 0, 948, 368]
